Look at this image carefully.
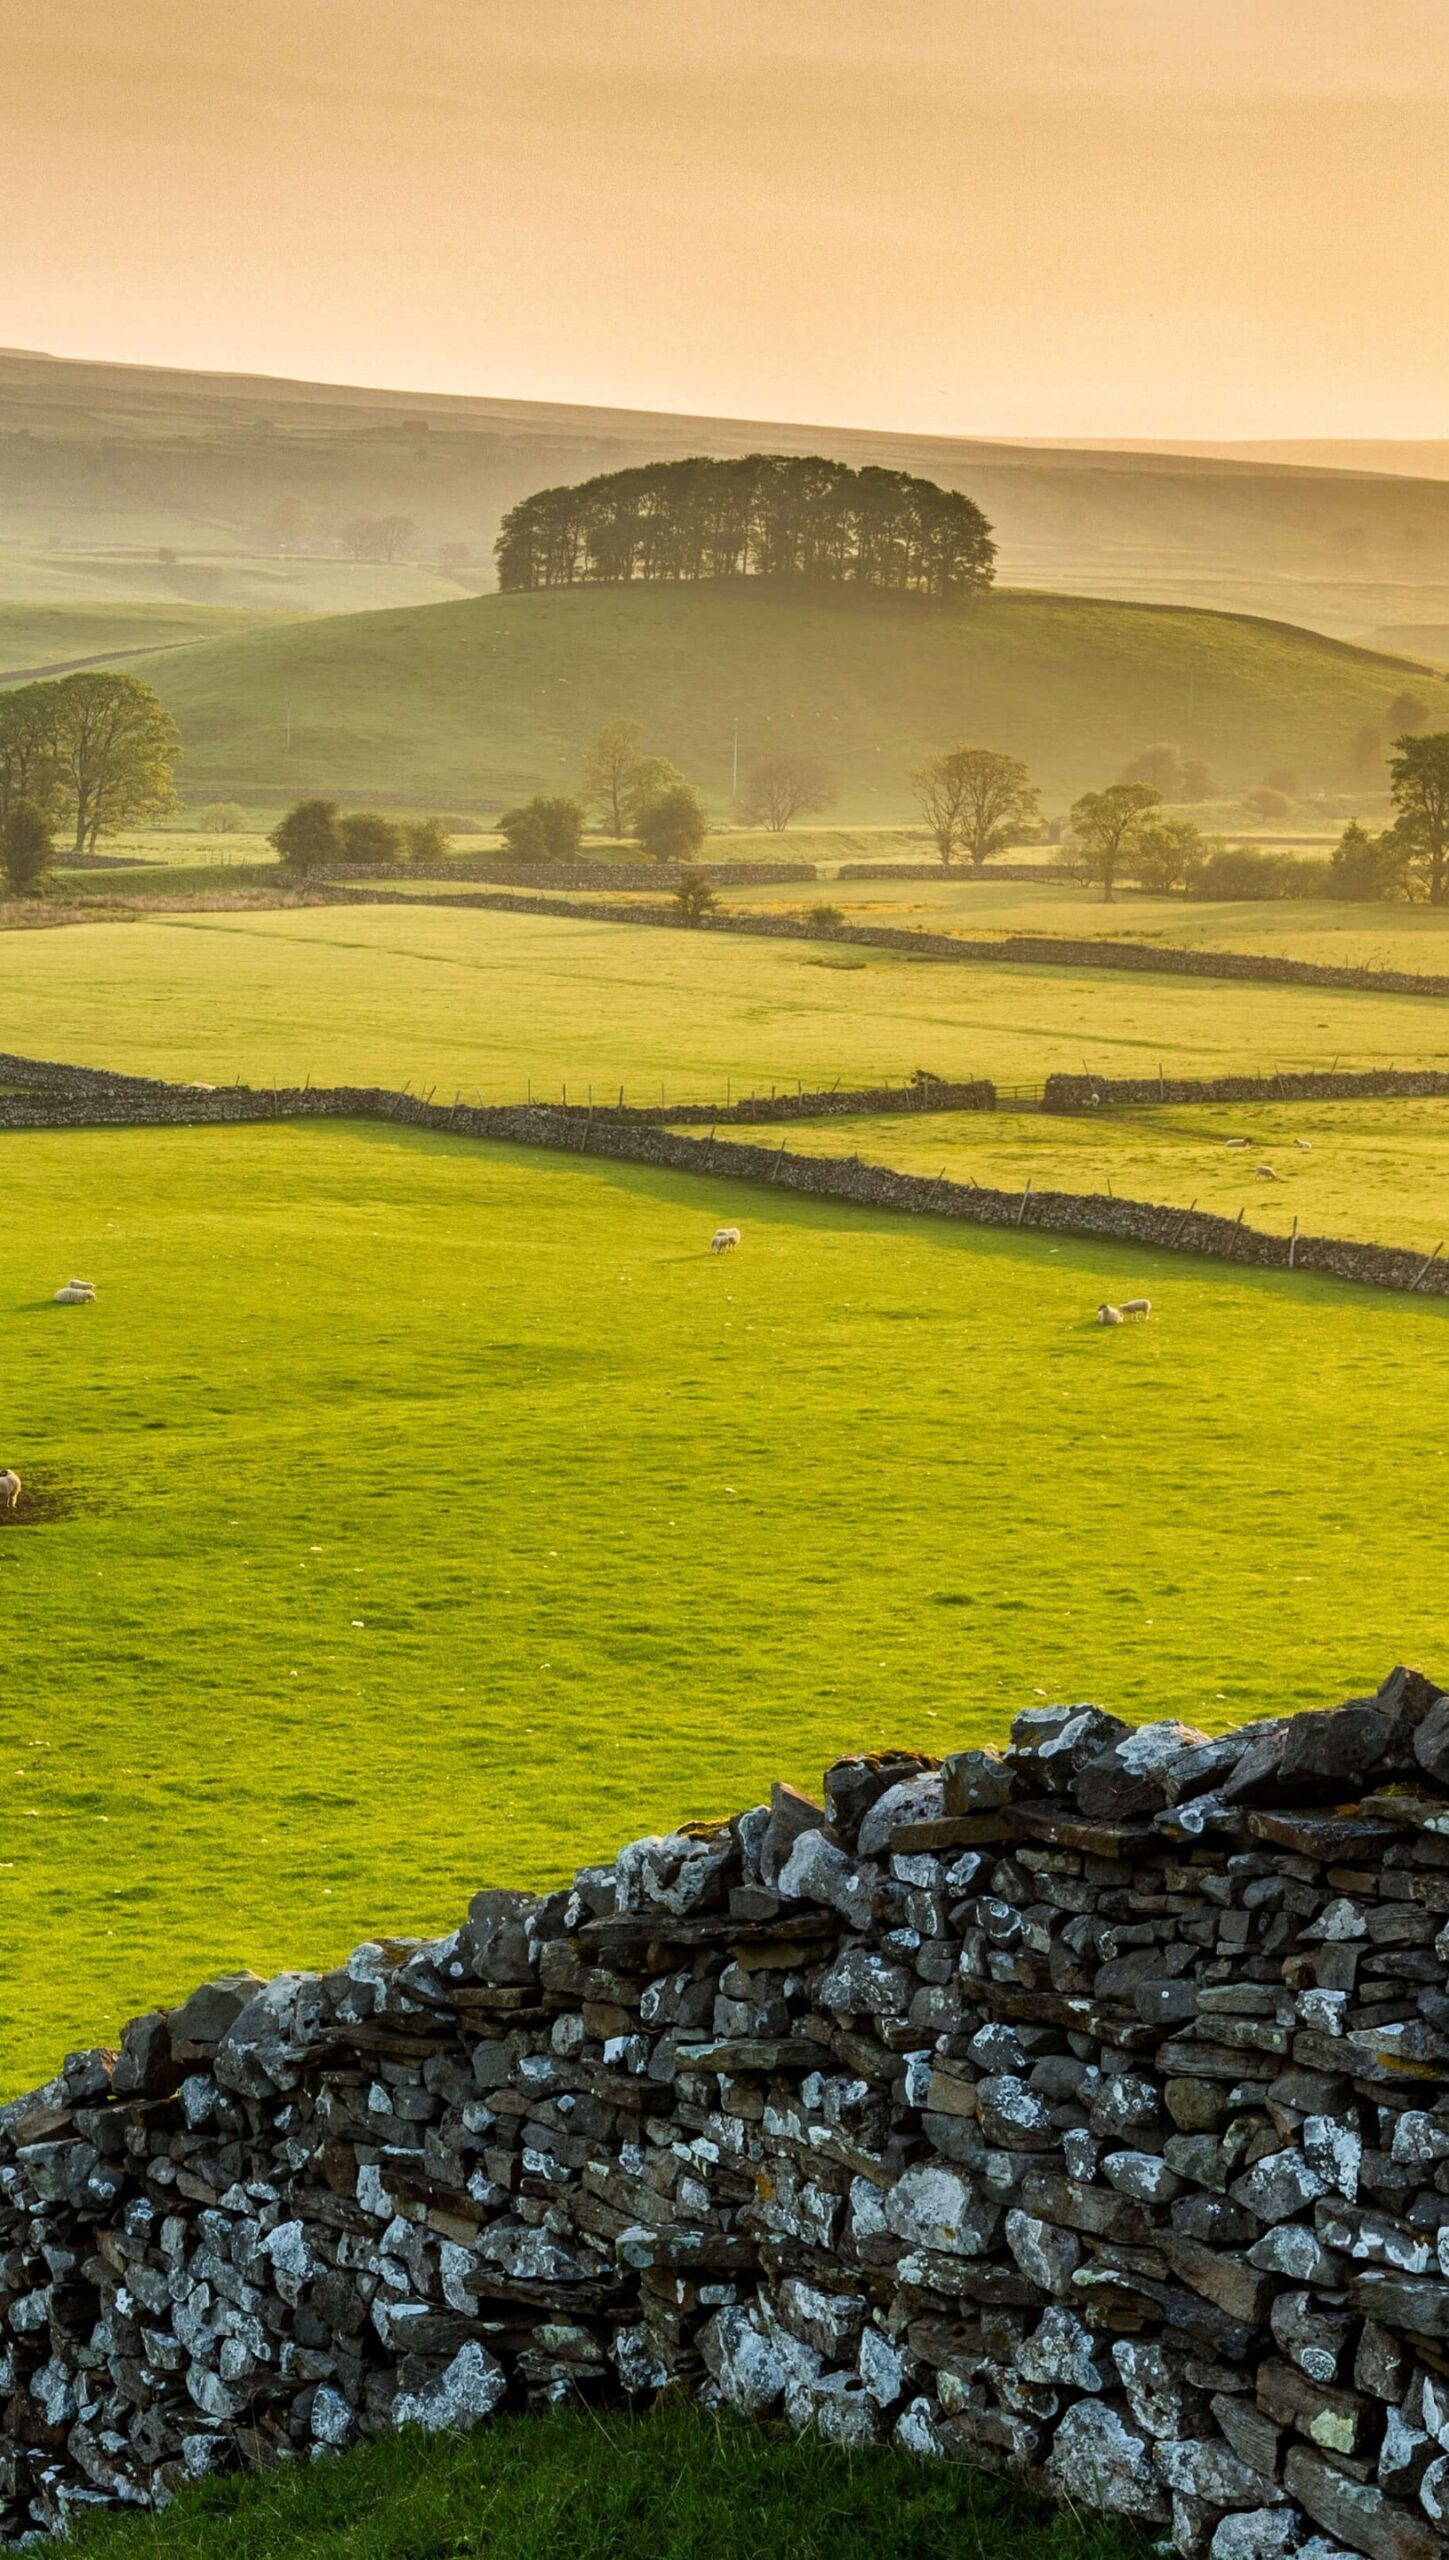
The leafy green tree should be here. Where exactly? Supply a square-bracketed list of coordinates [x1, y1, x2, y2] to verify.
[0, 684, 62, 827]
[1067, 782, 1162, 902]
[497, 796, 584, 862]
[674, 867, 719, 925]
[1325, 820, 1409, 902]
[339, 811, 404, 865]
[582, 720, 645, 836]
[622, 756, 683, 833]
[637, 783, 708, 866]
[1131, 815, 1205, 895]
[195, 802, 249, 835]
[404, 816, 451, 863]
[909, 747, 1036, 868]
[1389, 732, 1449, 905]
[270, 798, 343, 874]
[48, 673, 180, 853]
[736, 754, 836, 833]
[1, 799, 53, 896]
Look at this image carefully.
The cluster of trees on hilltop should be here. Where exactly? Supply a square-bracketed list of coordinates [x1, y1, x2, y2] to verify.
[495, 457, 996, 600]
[0, 672, 179, 894]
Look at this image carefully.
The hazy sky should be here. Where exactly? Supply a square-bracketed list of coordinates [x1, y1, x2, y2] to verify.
[5, 0, 1449, 435]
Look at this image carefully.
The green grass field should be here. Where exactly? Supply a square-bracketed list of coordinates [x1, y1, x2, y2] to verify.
[6, 903, 1449, 1100]
[131, 582, 1439, 810]
[0, 600, 301, 681]
[55, 2402, 1141, 2560]
[4, 1115, 1449, 2089]
[762, 1097, 1449, 1255]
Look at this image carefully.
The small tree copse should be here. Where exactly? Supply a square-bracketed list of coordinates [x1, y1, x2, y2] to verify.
[1122, 743, 1215, 803]
[269, 798, 343, 874]
[404, 816, 451, 864]
[1389, 731, 1449, 906]
[497, 796, 584, 863]
[1131, 815, 1205, 895]
[1326, 820, 1409, 903]
[1, 798, 53, 896]
[636, 782, 708, 866]
[1068, 781, 1162, 902]
[674, 867, 719, 925]
[582, 720, 645, 837]
[622, 756, 683, 835]
[736, 754, 836, 833]
[338, 811, 404, 866]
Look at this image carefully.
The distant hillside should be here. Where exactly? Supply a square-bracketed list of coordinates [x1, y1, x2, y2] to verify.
[11, 348, 1449, 634]
[135, 581, 1442, 815]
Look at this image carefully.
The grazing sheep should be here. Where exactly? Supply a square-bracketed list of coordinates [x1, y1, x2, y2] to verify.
[1097, 1303, 1125, 1326]
[1120, 1297, 1152, 1321]
[1295, 1138, 1312, 1151]
[1226, 1137, 1250, 1149]
[0, 1468, 20, 1511]
[1255, 1165, 1278, 1181]
[53, 1279, 96, 1304]
[710, 1227, 741, 1254]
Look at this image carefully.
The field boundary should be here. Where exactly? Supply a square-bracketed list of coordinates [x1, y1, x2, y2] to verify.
[326, 881, 1449, 1001]
[1044, 1066, 1449, 1108]
[2, 1049, 1447, 1300]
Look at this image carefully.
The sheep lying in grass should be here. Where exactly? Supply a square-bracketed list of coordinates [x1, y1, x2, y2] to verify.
[53, 1279, 96, 1305]
[710, 1227, 741, 1254]
[0, 1468, 20, 1511]
[1099, 1298, 1151, 1325]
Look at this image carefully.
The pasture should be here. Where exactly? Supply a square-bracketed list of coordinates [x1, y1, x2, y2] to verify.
[767, 1097, 1449, 1256]
[3, 1116, 1449, 2089]
[6, 902, 1449, 1098]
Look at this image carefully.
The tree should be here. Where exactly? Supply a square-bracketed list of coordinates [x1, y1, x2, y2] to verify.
[270, 798, 343, 874]
[1131, 815, 1204, 895]
[1389, 731, 1449, 905]
[1325, 820, 1409, 902]
[806, 902, 844, 929]
[47, 673, 180, 853]
[374, 515, 417, 564]
[0, 684, 63, 827]
[1390, 690, 1431, 734]
[582, 720, 645, 836]
[341, 514, 382, 560]
[1, 799, 53, 896]
[1244, 786, 1292, 823]
[952, 748, 1038, 868]
[339, 811, 403, 865]
[1067, 782, 1162, 902]
[1122, 742, 1215, 802]
[195, 803, 249, 834]
[636, 782, 708, 866]
[622, 756, 683, 833]
[736, 753, 836, 833]
[404, 816, 451, 863]
[497, 796, 584, 862]
[674, 867, 719, 925]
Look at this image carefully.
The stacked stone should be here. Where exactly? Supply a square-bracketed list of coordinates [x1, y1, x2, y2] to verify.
[4, 1671, 1449, 2555]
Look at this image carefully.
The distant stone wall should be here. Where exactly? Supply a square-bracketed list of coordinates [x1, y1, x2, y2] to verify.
[321, 861, 818, 889]
[5, 1666, 1449, 2560]
[833, 862, 1076, 884]
[0, 1052, 1444, 1299]
[327, 886, 1449, 1003]
[1045, 1071, 1449, 1111]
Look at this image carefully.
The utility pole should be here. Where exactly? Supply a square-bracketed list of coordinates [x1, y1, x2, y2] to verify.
[731, 720, 739, 799]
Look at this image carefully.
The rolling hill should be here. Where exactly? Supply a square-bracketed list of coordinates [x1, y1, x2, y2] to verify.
[133, 580, 1443, 815]
[11, 347, 1449, 635]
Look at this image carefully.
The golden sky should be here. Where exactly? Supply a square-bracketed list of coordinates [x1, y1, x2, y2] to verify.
[4, 0, 1448, 435]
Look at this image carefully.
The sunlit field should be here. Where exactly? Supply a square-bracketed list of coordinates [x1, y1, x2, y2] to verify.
[6, 902, 1449, 1100]
[3, 1116, 1448, 2089]
[758, 1095, 1449, 1255]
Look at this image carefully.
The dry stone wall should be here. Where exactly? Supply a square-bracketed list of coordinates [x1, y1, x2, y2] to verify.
[1045, 1073, 1449, 1112]
[1, 1052, 1447, 1301]
[321, 861, 817, 889]
[6, 1670, 1449, 2558]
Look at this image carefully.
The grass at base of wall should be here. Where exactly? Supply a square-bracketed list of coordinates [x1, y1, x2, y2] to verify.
[58, 2401, 1146, 2560]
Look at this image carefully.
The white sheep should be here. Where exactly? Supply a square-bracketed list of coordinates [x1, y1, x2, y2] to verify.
[1120, 1297, 1152, 1321]
[53, 1279, 96, 1304]
[1295, 1138, 1312, 1151]
[1255, 1165, 1278, 1182]
[1097, 1303, 1124, 1325]
[710, 1227, 741, 1254]
[0, 1468, 20, 1511]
